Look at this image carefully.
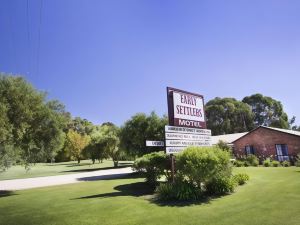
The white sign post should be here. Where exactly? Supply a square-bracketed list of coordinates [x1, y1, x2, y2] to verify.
[145, 141, 165, 147]
[165, 125, 212, 154]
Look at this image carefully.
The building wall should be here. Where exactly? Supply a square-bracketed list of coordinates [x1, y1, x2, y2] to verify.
[233, 127, 300, 160]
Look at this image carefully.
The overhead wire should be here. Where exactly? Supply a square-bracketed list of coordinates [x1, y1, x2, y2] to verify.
[36, 0, 43, 77]
[26, 0, 31, 76]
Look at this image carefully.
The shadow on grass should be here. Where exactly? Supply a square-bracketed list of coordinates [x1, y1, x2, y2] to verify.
[76, 172, 138, 182]
[73, 174, 223, 207]
[62, 165, 132, 173]
[0, 190, 18, 198]
[150, 195, 223, 207]
[74, 181, 154, 200]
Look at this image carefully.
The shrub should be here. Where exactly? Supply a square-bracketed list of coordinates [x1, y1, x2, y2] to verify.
[263, 158, 271, 167]
[282, 160, 290, 167]
[244, 161, 250, 167]
[216, 140, 232, 153]
[155, 182, 175, 201]
[234, 160, 244, 167]
[295, 161, 300, 167]
[245, 154, 259, 167]
[156, 181, 203, 201]
[176, 146, 232, 189]
[233, 173, 250, 185]
[133, 151, 170, 186]
[206, 177, 237, 195]
[272, 160, 280, 167]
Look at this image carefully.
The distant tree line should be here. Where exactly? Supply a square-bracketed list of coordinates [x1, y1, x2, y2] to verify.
[0, 73, 298, 170]
[206, 94, 297, 135]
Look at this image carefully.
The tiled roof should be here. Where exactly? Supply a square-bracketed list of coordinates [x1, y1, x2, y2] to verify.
[211, 132, 248, 145]
[261, 126, 300, 137]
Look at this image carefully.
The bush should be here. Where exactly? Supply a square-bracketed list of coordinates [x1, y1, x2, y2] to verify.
[282, 160, 290, 167]
[156, 180, 203, 201]
[176, 146, 232, 189]
[133, 151, 170, 186]
[206, 177, 237, 195]
[234, 160, 244, 167]
[295, 161, 300, 167]
[233, 173, 250, 185]
[263, 158, 271, 167]
[272, 160, 280, 167]
[245, 154, 259, 167]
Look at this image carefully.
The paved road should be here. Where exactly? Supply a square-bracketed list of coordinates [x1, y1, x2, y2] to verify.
[0, 167, 133, 191]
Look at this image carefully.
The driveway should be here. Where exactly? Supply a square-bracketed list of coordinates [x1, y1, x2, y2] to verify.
[0, 167, 133, 191]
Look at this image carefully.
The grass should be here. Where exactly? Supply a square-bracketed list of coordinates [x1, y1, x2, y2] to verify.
[0, 160, 133, 180]
[0, 167, 300, 225]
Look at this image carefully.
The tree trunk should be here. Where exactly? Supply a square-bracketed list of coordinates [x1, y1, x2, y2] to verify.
[92, 158, 95, 164]
[113, 161, 118, 168]
[77, 158, 80, 164]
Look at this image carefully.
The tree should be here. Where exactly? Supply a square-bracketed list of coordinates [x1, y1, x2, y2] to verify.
[119, 112, 168, 157]
[66, 117, 94, 135]
[242, 94, 289, 128]
[97, 124, 121, 167]
[65, 130, 90, 163]
[205, 98, 254, 135]
[84, 129, 108, 164]
[0, 74, 67, 169]
[84, 124, 122, 167]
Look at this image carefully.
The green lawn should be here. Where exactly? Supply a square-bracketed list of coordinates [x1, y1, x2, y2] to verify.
[0, 160, 133, 180]
[0, 167, 300, 225]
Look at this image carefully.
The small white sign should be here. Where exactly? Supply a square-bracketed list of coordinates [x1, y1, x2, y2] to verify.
[166, 147, 186, 154]
[165, 125, 211, 135]
[166, 140, 211, 147]
[165, 132, 211, 141]
[146, 141, 165, 147]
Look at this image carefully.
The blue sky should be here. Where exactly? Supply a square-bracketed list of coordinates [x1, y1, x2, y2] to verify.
[1, 0, 300, 126]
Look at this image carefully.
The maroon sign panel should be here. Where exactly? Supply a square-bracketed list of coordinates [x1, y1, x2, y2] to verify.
[167, 87, 207, 129]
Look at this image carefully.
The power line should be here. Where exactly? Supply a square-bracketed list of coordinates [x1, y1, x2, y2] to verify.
[26, 0, 31, 76]
[36, 0, 43, 78]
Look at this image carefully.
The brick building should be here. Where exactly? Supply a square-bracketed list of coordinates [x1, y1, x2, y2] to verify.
[232, 126, 300, 161]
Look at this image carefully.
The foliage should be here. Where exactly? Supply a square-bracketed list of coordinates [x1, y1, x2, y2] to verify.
[133, 151, 170, 186]
[263, 158, 271, 167]
[233, 173, 250, 185]
[206, 176, 237, 195]
[295, 161, 300, 167]
[205, 97, 254, 135]
[176, 146, 232, 189]
[245, 154, 259, 166]
[281, 160, 290, 167]
[66, 117, 95, 135]
[234, 160, 244, 167]
[272, 160, 280, 167]
[99, 124, 122, 167]
[216, 140, 232, 153]
[156, 180, 203, 201]
[0, 74, 67, 169]
[120, 112, 167, 157]
[242, 93, 289, 128]
[65, 130, 90, 163]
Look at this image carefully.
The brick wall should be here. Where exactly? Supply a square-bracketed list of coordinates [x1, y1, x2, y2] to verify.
[233, 127, 300, 160]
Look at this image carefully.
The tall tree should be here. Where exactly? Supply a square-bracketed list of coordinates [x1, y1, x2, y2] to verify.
[242, 94, 289, 128]
[120, 112, 168, 157]
[205, 98, 254, 135]
[67, 117, 94, 135]
[0, 74, 67, 169]
[65, 130, 90, 164]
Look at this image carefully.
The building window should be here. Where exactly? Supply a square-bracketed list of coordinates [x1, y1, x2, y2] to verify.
[275, 144, 289, 161]
[245, 145, 255, 155]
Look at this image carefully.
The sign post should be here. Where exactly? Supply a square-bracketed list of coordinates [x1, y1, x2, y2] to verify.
[166, 87, 212, 182]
